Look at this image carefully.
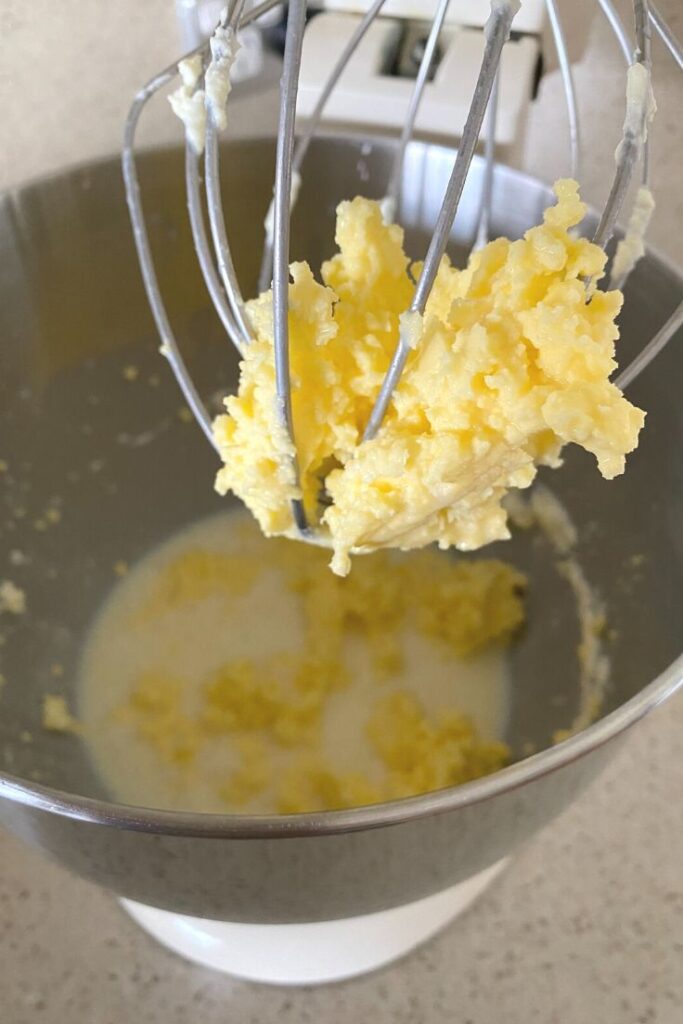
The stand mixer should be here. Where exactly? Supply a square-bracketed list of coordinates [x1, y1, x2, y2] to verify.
[0, 0, 681, 988]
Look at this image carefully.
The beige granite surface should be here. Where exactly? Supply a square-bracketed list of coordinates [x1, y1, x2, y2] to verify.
[0, 1, 682, 1021]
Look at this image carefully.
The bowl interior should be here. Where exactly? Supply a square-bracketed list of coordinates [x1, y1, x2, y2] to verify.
[0, 136, 681, 805]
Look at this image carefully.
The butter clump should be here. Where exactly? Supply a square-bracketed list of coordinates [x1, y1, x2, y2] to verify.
[276, 691, 510, 814]
[214, 181, 644, 575]
[0, 579, 26, 615]
[42, 695, 80, 733]
[116, 535, 524, 812]
[367, 692, 509, 800]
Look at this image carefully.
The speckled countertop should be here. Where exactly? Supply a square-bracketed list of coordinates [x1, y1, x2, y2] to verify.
[0, 2, 682, 1021]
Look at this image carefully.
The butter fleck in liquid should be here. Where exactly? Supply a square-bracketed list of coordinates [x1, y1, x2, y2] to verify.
[78, 511, 511, 813]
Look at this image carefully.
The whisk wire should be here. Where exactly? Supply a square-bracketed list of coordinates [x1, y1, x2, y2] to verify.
[593, 1, 652, 250]
[383, 0, 453, 222]
[186, 145, 245, 354]
[596, 0, 634, 62]
[473, 68, 499, 251]
[203, 0, 253, 345]
[205, 122, 254, 343]
[616, 300, 683, 390]
[123, 65, 218, 448]
[273, 0, 310, 533]
[545, 0, 580, 182]
[649, 2, 683, 69]
[259, 0, 389, 292]
[121, 0, 284, 446]
[363, 0, 519, 441]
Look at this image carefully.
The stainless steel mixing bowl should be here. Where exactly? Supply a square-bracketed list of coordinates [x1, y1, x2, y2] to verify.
[0, 136, 681, 924]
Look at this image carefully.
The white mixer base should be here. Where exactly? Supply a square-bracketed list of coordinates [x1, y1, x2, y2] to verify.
[121, 856, 508, 985]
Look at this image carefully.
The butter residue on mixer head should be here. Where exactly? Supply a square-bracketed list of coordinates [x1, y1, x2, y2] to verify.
[214, 180, 644, 576]
[610, 185, 655, 287]
[168, 55, 206, 156]
[168, 16, 241, 154]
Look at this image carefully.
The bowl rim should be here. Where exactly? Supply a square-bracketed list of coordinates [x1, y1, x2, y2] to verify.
[1, 137, 681, 839]
[2, 654, 681, 837]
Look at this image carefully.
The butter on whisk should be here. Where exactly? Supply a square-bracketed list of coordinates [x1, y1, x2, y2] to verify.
[214, 183, 644, 575]
[123, 0, 682, 574]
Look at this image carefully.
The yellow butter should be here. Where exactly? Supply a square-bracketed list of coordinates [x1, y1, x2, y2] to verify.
[214, 180, 644, 575]
[117, 534, 523, 813]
